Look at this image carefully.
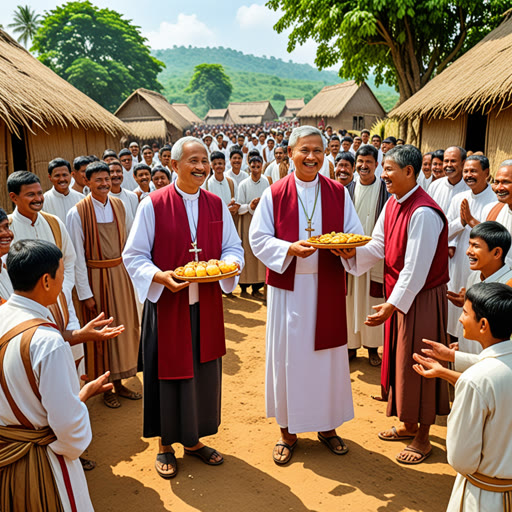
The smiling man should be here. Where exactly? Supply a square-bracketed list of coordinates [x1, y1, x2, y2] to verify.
[445, 155, 495, 342]
[0, 208, 14, 302]
[249, 126, 363, 465]
[122, 136, 244, 479]
[339, 144, 450, 465]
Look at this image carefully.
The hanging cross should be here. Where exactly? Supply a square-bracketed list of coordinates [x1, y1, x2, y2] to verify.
[189, 241, 202, 262]
[305, 219, 315, 236]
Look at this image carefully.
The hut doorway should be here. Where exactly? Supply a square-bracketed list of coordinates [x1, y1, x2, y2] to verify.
[10, 125, 28, 172]
[465, 113, 487, 153]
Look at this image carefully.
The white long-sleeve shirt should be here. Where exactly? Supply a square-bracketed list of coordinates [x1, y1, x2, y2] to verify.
[43, 187, 84, 223]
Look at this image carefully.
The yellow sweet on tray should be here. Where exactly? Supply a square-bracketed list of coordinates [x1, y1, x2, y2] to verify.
[174, 259, 237, 278]
[307, 232, 371, 245]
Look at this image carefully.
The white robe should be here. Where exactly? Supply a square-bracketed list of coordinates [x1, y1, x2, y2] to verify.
[417, 171, 433, 191]
[0, 263, 13, 300]
[428, 176, 469, 214]
[249, 174, 362, 432]
[0, 294, 93, 511]
[447, 340, 512, 512]
[346, 180, 385, 349]
[454, 265, 512, 372]
[122, 183, 244, 306]
[203, 175, 238, 205]
[124, 166, 139, 191]
[237, 177, 270, 215]
[109, 188, 139, 234]
[225, 168, 249, 188]
[9, 209, 76, 298]
[483, 202, 512, 267]
[264, 160, 277, 178]
[342, 186, 444, 314]
[43, 188, 85, 223]
[446, 186, 496, 336]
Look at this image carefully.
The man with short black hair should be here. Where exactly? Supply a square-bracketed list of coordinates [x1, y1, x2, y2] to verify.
[327, 136, 341, 166]
[102, 149, 117, 164]
[118, 148, 138, 191]
[381, 137, 397, 155]
[341, 136, 353, 153]
[225, 148, 249, 188]
[129, 141, 141, 163]
[361, 129, 370, 145]
[43, 158, 84, 223]
[72, 156, 91, 195]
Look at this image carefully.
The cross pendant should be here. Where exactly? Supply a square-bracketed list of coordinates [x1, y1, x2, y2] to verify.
[189, 241, 202, 262]
[305, 219, 315, 236]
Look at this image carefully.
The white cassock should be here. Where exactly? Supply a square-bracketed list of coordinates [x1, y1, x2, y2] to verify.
[249, 173, 362, 433]
[0, 294, 93, 511]
[122, 184, 244, 306]
[453, 265, 512, 372]
[125, 166, 139, 191]
[428, 176, 469, 213]
[446, 186, 496, 336]
[318, 158, 332, 179]
[109, 188, 139, 233]
[483, 201, 512, 267]
[203, 176, 238, 205]
[264, 160, 277, 178]
[9, 209, 76, 297]
[225, 168, 249, 188]
[346, 180, 385, 349]
[43, 188, 85, 223]
[417, 171, 433, 191]
[342, 186, 444, 315]
[446, 340, 512, 512]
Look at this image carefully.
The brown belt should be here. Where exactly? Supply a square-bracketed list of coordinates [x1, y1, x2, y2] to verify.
[461, 472, 512, 512]
[87, 257, 122, 269]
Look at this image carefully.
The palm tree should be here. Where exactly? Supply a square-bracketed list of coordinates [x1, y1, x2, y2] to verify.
[8, 5, 41, 47]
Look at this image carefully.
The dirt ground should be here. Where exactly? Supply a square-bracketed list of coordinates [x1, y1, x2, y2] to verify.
[84, 289, 456, 512]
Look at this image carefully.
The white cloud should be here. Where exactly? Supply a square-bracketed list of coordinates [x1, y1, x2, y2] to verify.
[235, 3, 281, 29]
[143, 13, 217, 49]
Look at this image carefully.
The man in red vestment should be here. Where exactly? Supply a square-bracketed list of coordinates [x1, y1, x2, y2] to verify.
[339, 145, 451, 465]
[123, 137, 244, 479]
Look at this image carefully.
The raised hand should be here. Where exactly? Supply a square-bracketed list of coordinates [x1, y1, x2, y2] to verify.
[447, 287, 465, 307]
[365, 302, 396, 327]
[421, 338, 455, 362]
[79, 371, 114, 402]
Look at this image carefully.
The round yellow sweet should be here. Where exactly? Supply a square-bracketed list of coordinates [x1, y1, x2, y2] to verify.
[196, 265, 207, 277]
[184, 267, 196, 278]
[206, 264, 221, 276]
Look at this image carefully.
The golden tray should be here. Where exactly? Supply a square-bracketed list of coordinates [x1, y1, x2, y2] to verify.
[172, 269, 239, 283]
[306, 239, 371, 249]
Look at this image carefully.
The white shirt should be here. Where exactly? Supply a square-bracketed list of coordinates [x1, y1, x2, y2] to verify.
[343, 185, 444, 314]
[0, 263, 13, 300]
[203, 175, 237, 206]
[123, 167, 139, 191]
[225, 168, 249, 188]
[43, 187, 84, 223]
[122, 183, 244, 306]
[237, 176, 270, 215]
[429, 176, 469, 213]
[109, 188, 139, 233]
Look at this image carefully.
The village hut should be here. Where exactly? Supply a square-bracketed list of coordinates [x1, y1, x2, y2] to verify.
[390, 14, 512, 171]
[172, 103, 202, 125]
[280, 98, 305, 119]
[227, 101, 278, 125]
[0, 29, 126, 210]
[115, 88, 190, 146]
[297, 81, 385, 132]
[204, 108, 231, 125]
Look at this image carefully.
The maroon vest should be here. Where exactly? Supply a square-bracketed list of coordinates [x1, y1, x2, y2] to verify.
[151, 184, 226, 379]
[266, 173, 347, 350]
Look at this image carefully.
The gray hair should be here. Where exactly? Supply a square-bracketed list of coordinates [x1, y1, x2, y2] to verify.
[288, 126, 326, 150]
[171, 136, 208, 160]
[384, 144, 422, 177]
[499, 159, 512, 168]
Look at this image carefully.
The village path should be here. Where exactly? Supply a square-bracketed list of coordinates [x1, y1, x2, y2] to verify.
[84, 288, 455, 512]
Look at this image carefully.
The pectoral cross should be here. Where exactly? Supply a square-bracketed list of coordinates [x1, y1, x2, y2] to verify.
[189, 241, 202, 262]
[305, 219, 315, 236]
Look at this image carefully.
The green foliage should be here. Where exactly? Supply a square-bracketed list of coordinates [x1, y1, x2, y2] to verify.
[8, 5, 41, 47]
[155, 46, 398, 118]
[273, 93, 286, 101]
[186, 63, 232, 110]
[266, 0, 509, 102]
[31, 1, 164, 112]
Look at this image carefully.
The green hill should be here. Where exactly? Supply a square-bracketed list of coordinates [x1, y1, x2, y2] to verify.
[153, 46, 398, 119]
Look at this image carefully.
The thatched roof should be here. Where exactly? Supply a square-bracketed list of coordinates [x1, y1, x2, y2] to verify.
[227, 101, 277, 124]
[204, 108, 227, 120]
[115, 88, 190, 130]
[172, 103, 202, 125]
[285, 98, 305, 110]
[297, 81, 382, 118]
[126, 119, 167, 140]
[0, 29, 126, 137]
[391, 16, 512, 121]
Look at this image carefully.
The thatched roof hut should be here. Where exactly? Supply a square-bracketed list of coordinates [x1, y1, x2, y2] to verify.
[390, 15, 512, 170]
[227, 101, 278, 125]
[280, 98, 305, 119]
[204, 108, 230, 125]
[115, 88, 190, 145]
[0, 29, 126, 209]
[297, 81, 385, 131]
[172, 103, 202, 125]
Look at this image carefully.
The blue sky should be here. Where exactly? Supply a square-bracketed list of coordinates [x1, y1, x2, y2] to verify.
[1, 1, 320, 66]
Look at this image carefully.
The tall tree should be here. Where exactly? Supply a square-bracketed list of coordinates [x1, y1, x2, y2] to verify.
[186, 63, 232, 110]
[31, 1, 164, 112]
[267, 0, 508, 137]
[8, 5, 41, 47]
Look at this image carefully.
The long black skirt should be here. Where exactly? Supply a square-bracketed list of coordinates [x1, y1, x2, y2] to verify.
[140, 300, 222, 446]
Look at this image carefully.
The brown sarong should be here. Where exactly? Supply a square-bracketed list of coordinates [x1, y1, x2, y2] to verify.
[384, 284, 451, 425]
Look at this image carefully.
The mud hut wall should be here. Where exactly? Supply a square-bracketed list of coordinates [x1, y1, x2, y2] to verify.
[0, 121, 10, 211]
[419, 115, 467, 153]
[485, 106, 512, 174]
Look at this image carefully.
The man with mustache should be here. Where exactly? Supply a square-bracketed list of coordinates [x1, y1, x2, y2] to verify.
[445, 155, 495, 343]
[122, 136, 244, 479]
[43, 158, 85, 223]
[334, 151, 356, 194]
[339, 145, 450, 465]
[118, 148, 139, 191]
[428, 146, 468, 213]
[66, 161, 141, 410]
[345, 145, 389, 366]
